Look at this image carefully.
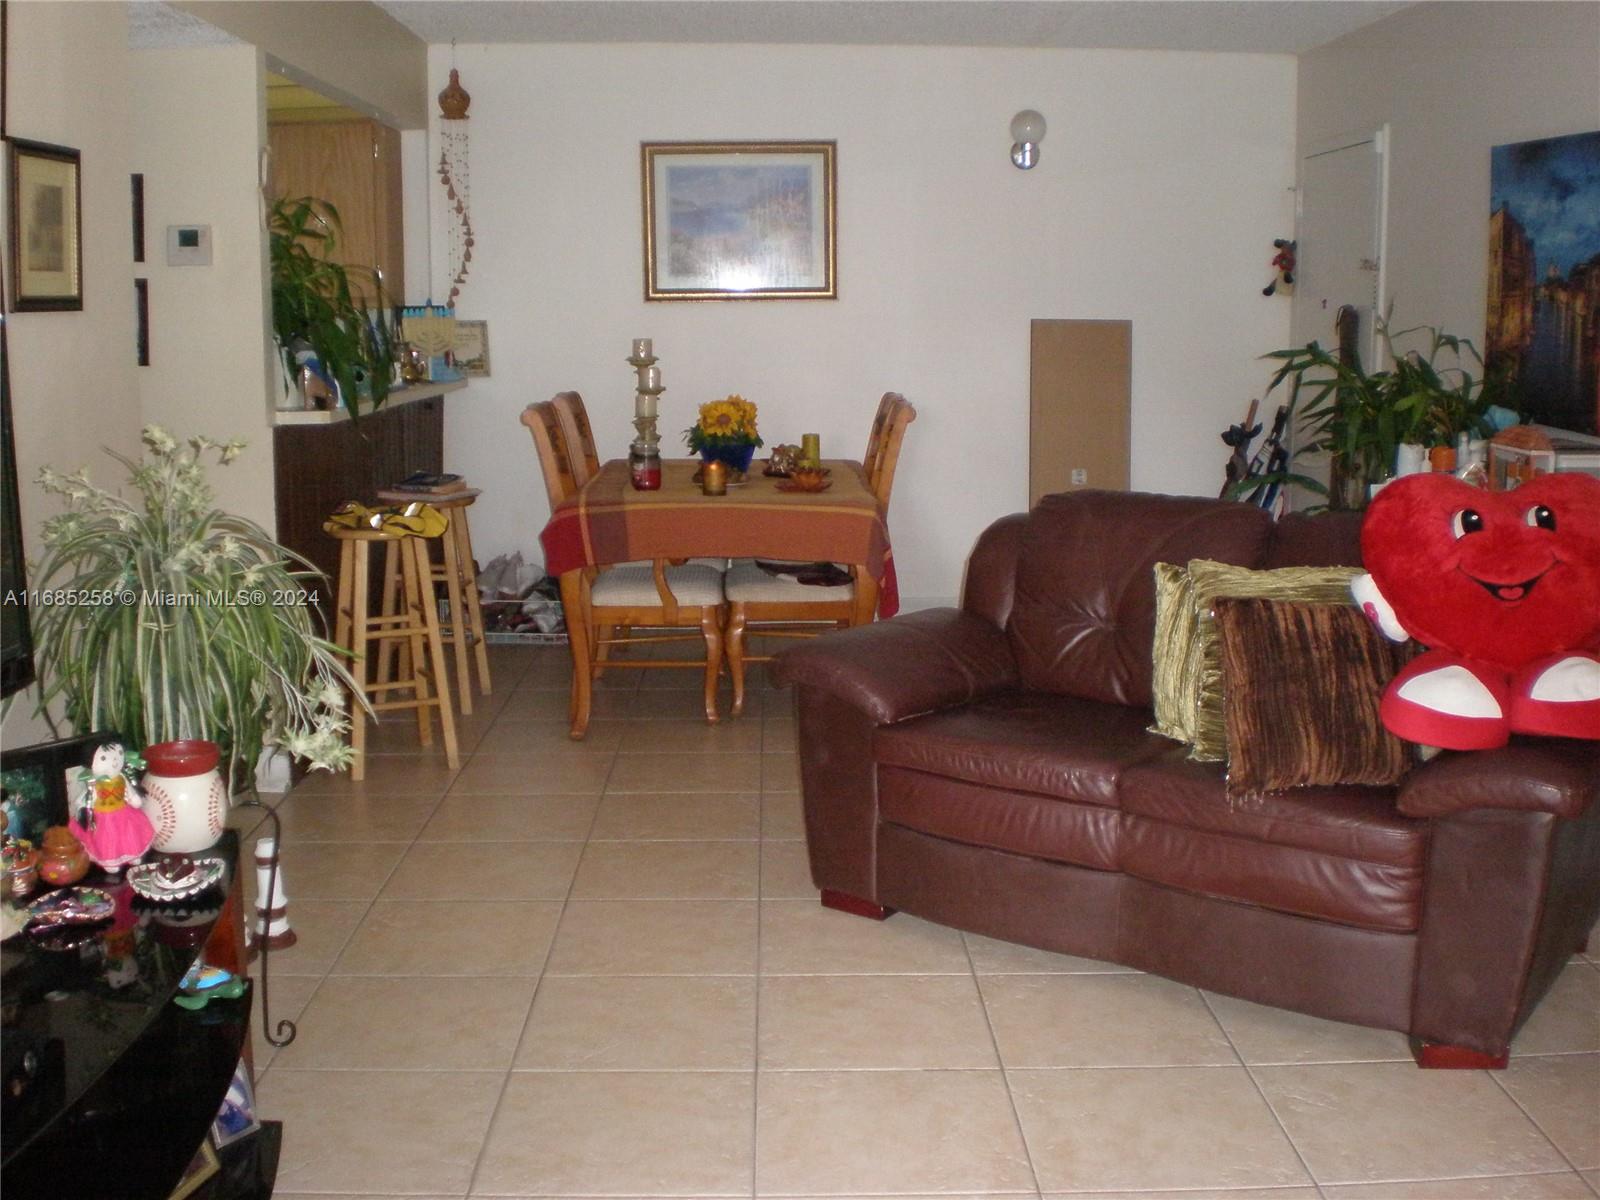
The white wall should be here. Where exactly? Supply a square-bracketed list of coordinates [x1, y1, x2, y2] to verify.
[130, 45, 277, 529]
[429, 43, 1298, 607]
[1297, 1, 1600, 345]
[2, 1, 143, 745]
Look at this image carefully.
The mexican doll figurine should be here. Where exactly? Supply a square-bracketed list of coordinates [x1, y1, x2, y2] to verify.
[69, 743, 155, 874]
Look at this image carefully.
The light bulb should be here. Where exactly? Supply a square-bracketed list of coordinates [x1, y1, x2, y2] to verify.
[1009, 109, 1047, 170]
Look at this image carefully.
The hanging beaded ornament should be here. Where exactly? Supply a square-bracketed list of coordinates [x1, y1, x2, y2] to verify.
[437, 66, 474, 306]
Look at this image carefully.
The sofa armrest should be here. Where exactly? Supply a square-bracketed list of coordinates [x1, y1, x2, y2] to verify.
[1398, 739, 1599, 820]
[771, 608, 1019, 725]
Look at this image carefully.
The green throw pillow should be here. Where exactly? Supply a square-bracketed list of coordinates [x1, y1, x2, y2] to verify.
[1149, 562, 1199, 744]
[1185, 560, 1363, 762]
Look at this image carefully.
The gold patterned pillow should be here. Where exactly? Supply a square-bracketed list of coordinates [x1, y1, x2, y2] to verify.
[1184, 560, 1363, 762]
[1149, 562, 1200, 743]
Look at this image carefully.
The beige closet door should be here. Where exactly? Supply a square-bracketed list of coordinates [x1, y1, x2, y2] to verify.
[1029, 319, 1131, 506]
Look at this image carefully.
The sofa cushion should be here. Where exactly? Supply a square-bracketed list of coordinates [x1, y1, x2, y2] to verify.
[1184, 561, 1364, 762]
[878, 768, 1121, 871]
[875, 691, 1171, 809]
[1216, 596, 1415, 796]
[1006, 491, 1274, 707]
[1119, 749, 1428, 932]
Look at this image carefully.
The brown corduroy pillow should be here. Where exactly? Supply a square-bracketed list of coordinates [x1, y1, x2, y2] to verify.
[1214, 596, 1416, 798]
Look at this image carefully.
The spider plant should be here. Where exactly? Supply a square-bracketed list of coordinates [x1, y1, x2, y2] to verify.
[269, 195, 397, 419]
[16, 427, 362, 783]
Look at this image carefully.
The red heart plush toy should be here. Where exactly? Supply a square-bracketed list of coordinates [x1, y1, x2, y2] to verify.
[1353, 472, 1600, 750]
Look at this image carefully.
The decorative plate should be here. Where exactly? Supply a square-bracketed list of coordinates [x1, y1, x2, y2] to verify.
[26, 886, 116, 928]
[127, 856, 225, 902]
[776, 478, 832, 493]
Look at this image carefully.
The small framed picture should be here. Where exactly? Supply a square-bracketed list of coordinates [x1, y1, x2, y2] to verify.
[168, 1138, 219, 1200]
[210, 1059, 262, 1149]
[7, 139, 83, 312]
[0, 732, 116, 847]
[452, 319, 491, 376]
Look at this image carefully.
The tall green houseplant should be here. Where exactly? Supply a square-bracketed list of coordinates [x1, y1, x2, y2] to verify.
[1257, 318, 1510, 509]
[22, 427, 360, 782]
[269, 195, 397, 420]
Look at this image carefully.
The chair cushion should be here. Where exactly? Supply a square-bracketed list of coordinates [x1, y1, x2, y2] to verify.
[724, 558, 853, 603]
[874, 692, 1170, 809]
[590, 562, 724, 607]
[1119, 748, 1427, 932]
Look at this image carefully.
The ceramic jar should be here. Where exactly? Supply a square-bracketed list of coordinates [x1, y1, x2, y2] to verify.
[38, 826, 91, 887]
[142, 740, 227, 854]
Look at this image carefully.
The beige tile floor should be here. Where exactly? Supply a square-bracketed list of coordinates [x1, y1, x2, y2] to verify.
[238, 644, 1600, 1199]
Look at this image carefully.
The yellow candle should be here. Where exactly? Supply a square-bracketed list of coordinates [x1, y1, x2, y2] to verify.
[702, 459, 728, 496]
[800, 433, 821, 467]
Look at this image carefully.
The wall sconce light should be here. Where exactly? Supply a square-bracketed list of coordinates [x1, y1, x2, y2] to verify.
[1010, 109, 1046, 169]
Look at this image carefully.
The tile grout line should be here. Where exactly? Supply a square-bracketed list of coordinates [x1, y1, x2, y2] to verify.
[461, 689, 619, 1199]
[1485, 1054, 1596, 1182]
[1203, 990, 1324, 1193]
[964, 933, 1046, 1200]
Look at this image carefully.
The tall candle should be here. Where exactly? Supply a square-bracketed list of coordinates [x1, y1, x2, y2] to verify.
[632, 338, 653, 360]
[641, 365, 661, 390]
[800, 433, 821, 467]
[636, 393, 658, 419]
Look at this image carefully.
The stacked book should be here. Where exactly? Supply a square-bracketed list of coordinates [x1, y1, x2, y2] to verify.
[390, 471, 467, 496]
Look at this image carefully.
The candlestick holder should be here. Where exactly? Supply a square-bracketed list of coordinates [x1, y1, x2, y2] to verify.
[625, 355, 658, 368]
[632, 412, 661, 447]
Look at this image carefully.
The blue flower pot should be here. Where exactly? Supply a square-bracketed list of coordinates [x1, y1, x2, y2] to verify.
[700, 444, 757, 475]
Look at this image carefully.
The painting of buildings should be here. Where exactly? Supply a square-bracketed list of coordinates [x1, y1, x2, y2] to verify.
[1486, 129, 1600, 436]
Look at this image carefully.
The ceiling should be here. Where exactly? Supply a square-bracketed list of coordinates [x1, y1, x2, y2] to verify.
[373, 1, 1413, 55]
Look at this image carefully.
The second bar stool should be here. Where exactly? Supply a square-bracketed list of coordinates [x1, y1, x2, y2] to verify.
[375, 485, 492, 715]
[324, 514, 460, 780]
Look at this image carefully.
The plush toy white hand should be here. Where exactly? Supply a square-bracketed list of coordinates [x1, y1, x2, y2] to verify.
[1351, 573, 1409, 643]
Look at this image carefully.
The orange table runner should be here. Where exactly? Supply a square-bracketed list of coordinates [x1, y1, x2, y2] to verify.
[540, 459, 898, 616]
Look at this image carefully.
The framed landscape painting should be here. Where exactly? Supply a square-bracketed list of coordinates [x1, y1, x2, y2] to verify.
[7, 139, 82, 312]
[641, 141, 836, 301]
[1485, 129, 1600, 435]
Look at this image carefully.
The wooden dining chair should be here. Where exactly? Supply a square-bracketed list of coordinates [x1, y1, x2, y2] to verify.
[520, 401, 729, 731]
[862, 391, 901, 480]
[551, 391, 602, 486]
[723, 396, 917, 715]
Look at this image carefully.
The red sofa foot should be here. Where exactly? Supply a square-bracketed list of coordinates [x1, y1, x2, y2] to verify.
[1410, 1038, 1509, 1070]
[820, 889, 895, 920]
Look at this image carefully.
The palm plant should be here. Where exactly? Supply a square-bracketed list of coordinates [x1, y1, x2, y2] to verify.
[19, 427, 361, 784]
[1252, 318, 1510, 510]
[269, 195, 396, 419]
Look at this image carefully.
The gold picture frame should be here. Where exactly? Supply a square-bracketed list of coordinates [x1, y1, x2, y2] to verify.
[642, 141, 836, 301]
[7, 139, 82, 312]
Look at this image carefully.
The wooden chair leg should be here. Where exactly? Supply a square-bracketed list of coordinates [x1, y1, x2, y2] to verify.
[400, 539, 434, 748]
[438, 519, 474, 716]
[559, 572, 593, 740]
[412, 538, 460, 769]
[700, 608, 723, 725]
[594, 623, 616, 677]
[727, 603, 748, 718]
[348, 541, 371, 782]
[377, 541, 402, 686]
[454, 510, 492, 697]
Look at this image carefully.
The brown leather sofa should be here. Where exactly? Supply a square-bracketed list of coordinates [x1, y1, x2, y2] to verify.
[772, 489, 1600, 1068]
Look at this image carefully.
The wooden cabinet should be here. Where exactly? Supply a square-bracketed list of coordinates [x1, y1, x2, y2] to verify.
[269, 118, 404, 302]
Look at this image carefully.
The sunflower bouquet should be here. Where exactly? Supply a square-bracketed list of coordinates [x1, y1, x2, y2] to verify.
[684, 395, 763, 453]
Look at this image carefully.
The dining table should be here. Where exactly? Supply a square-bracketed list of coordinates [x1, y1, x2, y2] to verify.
[539, 457, 899, 736]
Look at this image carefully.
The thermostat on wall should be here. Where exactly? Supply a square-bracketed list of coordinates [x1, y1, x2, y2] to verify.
[166, 224, 212, 266]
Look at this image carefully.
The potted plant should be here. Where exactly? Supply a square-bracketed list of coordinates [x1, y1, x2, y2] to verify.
[17, 427, 361, 790]
[1253, 317, 1510, 509]
[269, 195, 397, 420]
[684, 394, 763, 474]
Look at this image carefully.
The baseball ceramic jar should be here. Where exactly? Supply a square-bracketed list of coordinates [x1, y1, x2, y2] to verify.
[142, 740, 228, 853]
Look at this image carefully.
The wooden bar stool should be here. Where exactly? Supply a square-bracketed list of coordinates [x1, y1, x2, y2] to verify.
[375, 486, 492, 715]
[324, 518, 460, 780]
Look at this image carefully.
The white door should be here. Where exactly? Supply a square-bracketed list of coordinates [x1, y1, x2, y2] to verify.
[1292, 128, 1389, 367]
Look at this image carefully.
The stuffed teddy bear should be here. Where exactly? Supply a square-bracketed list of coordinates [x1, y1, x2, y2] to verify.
[1352, 471, 1600, 750]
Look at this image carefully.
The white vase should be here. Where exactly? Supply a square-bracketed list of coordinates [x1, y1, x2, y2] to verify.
[142, 739, 228, 853]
